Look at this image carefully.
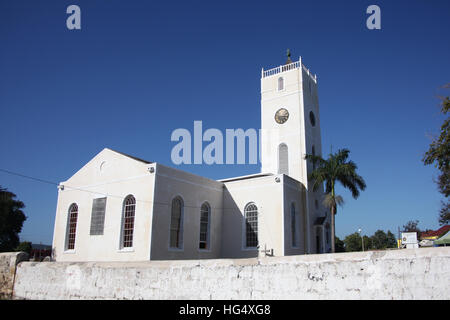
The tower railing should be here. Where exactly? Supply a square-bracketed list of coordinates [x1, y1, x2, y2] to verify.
[262, 57, 317, 82]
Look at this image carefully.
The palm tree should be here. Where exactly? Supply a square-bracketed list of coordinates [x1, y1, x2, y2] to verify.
[305, 148, 366, 253]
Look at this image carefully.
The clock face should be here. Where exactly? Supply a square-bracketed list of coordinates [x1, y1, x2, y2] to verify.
[275, 108, 289, 124]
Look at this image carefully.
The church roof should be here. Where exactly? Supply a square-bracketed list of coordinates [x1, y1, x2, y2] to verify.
[219, 173, 273, 183]
[107, 148, 153, 164]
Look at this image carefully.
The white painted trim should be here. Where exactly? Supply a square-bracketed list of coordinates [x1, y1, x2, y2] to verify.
[64, 203, 78, 252]
[118, 194, 137, 251]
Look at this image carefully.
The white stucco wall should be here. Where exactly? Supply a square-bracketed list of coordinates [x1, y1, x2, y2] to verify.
[260, 61, 329, 255]
[282, 175, 307, 256]
[150, 163, 224, 260]
[51, 149, 315, 262]
[53, 148, 156, 262]
[12, 248, 450, 300]
[260, 65, 306, 184]
[222, 175, 284, 258]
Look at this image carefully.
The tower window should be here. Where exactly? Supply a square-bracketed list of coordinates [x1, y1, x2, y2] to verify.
[309, 111, 316, 127]
[278, 143, 289, 175]
[278, 77, 284, 91]
[121, 195, 136, 248]
[244, 203, 258, 248]
[66, 203, 78, 250]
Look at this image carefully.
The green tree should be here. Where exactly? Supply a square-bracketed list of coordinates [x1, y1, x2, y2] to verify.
[344, 232, 363, 252]
[423, 85, 449, 225]
[0, 186, 27, 252]
[363, 235, 372, 251]
[334, 236, 345, 252]
[305, 149, 366, 253]
[371, 230, 388, 249]
[438, 201, 449, 226]
[386, 230, 397, 248]
[402, 220, 421, 234]
[15, 241, 32, 255]
[370, 230, 397, 249]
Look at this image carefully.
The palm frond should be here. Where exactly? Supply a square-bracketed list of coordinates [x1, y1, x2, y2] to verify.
[322, 193, 344, 212]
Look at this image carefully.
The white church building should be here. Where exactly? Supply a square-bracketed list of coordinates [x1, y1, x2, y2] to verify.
[52, 56, 331, 262]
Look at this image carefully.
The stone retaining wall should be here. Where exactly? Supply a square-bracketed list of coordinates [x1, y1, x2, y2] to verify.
[10, 247, 450, 300]
[0, 252, 28, 299]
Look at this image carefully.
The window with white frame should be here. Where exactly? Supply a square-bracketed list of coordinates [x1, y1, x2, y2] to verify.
[199, 202, 210, 250]
[121, 195, 136, 248]
[245, 203, 258, 248]
[170, 197, 184, 249]
[66, 203, 78, 250]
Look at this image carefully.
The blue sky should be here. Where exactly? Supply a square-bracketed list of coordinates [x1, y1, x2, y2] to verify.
[0, 0, 449, 245]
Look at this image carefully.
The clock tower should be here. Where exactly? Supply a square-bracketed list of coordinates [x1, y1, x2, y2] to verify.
[260, 53, 326, 253]
[260, 53, 323, 185]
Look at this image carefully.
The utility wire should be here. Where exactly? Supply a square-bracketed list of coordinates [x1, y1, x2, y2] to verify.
[0, 168, 58, 186]
[0, 167, 224, 210]
[1, 167, 278, 251]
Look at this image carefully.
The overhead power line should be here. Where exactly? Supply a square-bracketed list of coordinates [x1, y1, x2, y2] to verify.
[0, 168, 58, 186]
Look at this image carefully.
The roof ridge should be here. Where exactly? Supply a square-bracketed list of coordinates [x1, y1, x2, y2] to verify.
[106, 148, 153, 164]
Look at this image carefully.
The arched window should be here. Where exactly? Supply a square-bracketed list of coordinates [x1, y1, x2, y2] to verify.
[244, 203, 258, 248]
[66, 203, 78, 250]
[278, 143, 289, 175]
[316, 228, 322, 253]
[325, 223, 330, 245]
[121, 195, 136, 248]
[291, 203, 297, 247]
[199, 202, 210, 250]
[309, 111, 316, 127]
[170, 197, 184, 249]
[278, 77, 284, 91]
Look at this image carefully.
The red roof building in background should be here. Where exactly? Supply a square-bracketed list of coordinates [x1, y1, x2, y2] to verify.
[420, 225, 450, 240]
